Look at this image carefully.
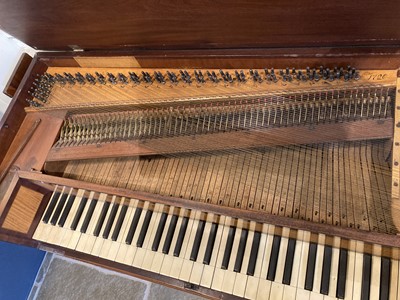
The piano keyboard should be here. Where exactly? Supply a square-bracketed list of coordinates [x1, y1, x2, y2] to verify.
[33, 186, 399, 300]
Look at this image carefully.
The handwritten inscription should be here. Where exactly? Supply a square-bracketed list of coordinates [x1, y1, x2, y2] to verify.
[366, 73, 387, 81]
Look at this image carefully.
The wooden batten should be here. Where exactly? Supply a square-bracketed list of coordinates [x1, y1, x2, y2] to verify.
[0, 111, 65, 176]
[47, 119, 393, 161]
[392, 76, 400, 231]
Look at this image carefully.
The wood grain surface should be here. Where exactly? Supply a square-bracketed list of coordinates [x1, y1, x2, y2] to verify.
[0, 0, 398, 51]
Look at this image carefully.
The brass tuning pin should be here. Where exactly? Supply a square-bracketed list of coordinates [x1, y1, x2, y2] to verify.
[129, 72, 140, 84]
[118, 73, 128, 85]
[107, 73, 117, 85]
[95, 72, 106, 85]
[85, 73, 96, 84]
[154, 71, 166, 84]
[166, 71, 178, 84]
[194, 70, 205, 84]
[180, 70, 192, 84]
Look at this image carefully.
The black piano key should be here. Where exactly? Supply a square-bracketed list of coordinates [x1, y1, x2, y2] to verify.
[234, 229, 249, 272]
[304, 242, 318, 291]
[203, 222, 218, 265]
[80, 198, 98, 233]
[152, 212, 168, 251]
[320, 245, 333, 295]
[111, 204, 128, 241]
[221, 226, 236, 270]
[42, 191, 61, 223]
[125, 207, 142, 245]
[102, 203, 119, 239]
[50, 193, 69, 225]
[361, 253, 372, 300]
[282, 238, 297, 284]
[247, 231, 261, 276]
[162, 215, 178, 254]
[267, 235, 281, 281]
[190, 220, 206, 261]
[380, 257, 391, 300]
[93, 202, 110, 237]
[70, 196, 88, 230]
[336, 248, 348, 299]
[173, 216, 189, 257]
[58, 194, 76, 227]
[136, 210, 153, 247]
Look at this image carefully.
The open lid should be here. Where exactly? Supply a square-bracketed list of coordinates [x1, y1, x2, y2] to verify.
[0, 0, 399, 51]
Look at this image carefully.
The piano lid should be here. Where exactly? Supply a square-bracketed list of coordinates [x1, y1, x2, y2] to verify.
[0, 0, 399, 51]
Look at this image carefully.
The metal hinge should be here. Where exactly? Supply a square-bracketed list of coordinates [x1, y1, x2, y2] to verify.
[69, 45, 84, 52]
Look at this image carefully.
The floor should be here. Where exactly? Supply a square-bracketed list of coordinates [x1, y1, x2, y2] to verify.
[28, 253, 205, 300]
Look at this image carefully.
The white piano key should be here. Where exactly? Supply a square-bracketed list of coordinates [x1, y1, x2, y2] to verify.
[233, 273, 249, 298]
[297, 231, 311, 287]
[113, 200, 137, 264]
[141, 204, 165, 270]
[150, 206, 176, 273]
[178, 210, 202, 281]
[189, 213, 214, 285]
[33, 185, 61, 242]
[159, 208, 186, 276]
[200, 215, 226, 288]
[100, 200, 124, 260]
[74, 191, 97, 252]
[344, 240, 356, 300]
[352, 241, 364, 300]
[370, 254, 382, 300]
[309, 291, 324, 300]
[296, 289, 311, 300]
[58, 189, 85, 248]
[210, 216, 233, 291]
[255, 225, 275, 300]
[240, 224, 255, 275]
[256, 278, 272, 300]
[45, 187, 69, 245]
[282, 230, 304, 300]
[169, 209, 196, 279]
[389, 257, 399, 300]
[275, 227, 290, 284]
[290, 230, 305, 287]
[270, 282, 284, 300]
[244, 225, 269, 300]
[312, 234, 326, 294]
[124, 201, 150, 265]
[77, 194, 105, 252]
[327, 236, 340, 298]
[51, 188, 77, 246]
[221, 220, 244, 294]
[133, 203, 163, 268]
[91, 196, 116, 256]
[67, 191, 94, 250]
[233, 224, 255, 298]
[282, 285, 297, 300]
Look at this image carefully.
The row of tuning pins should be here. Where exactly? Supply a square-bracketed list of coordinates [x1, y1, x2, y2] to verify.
[279, 66, 360, 82]
[26, 73, 56, 107]
[26, 66, 361, 106]
[37, 65, 360, 87]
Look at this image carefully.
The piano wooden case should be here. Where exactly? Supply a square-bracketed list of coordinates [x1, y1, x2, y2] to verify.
[1, 1, 400, 299]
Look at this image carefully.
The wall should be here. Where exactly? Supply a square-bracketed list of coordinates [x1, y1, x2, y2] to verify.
[0, 29, 36, 119]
